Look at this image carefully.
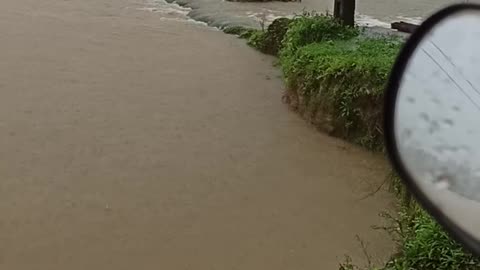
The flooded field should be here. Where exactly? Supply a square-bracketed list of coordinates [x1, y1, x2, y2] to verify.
[145, 0, 472, 29]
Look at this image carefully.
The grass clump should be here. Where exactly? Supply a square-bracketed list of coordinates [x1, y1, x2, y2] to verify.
[223, 26, 250, 35]
[281, 37, 401, 150]
[385, 209, 480, 270]
[281, 12, 359, 56]
[339, 176, 480, 270]
[232, 12, 359, 56]
[230, 17, 292, 55]
[258, 17, 291, 55]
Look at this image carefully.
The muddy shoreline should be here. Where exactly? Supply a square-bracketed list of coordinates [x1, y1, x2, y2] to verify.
[163, 0, 463, 31]
[0, 0, 395, 268]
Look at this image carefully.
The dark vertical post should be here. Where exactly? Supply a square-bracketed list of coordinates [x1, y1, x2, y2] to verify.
[333, 0, 341, 19]
[333, 0, 355, 27]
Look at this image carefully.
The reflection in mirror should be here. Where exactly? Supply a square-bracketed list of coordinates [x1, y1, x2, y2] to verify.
[395, 9, 480, 240]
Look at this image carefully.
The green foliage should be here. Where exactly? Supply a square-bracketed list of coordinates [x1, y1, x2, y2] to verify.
[281, 11, 359, 57]
[375, 183, 480, 270]
[383, 206, 480, 270]
[339, 200, 480, 270]
[231, 18, 292, 55]
[223, 26, 249, 35]
[238, 13, 359, 56]
[239, 28, 259, 39]
[222, 26, 260, 41]
[260, 17, 291, 55]
[246, 30, 268, 50]
[281, 37, 401, 149]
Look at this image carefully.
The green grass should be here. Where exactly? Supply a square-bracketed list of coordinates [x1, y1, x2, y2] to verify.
[280, 37, 401, 150]
[389, 211, 480, 270]
[375, 201, 480, 270]
[281, 11, 359, 56]
[223, 26, 250, 35]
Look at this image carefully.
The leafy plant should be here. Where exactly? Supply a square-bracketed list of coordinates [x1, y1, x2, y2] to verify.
[281, 11, 359, 57]
[281, 37, 401, 150]
[231, 18, 292, 55]
[223, 26, 249, 35]
[383, 207, 480, 270]
[246, 30, 267, 49]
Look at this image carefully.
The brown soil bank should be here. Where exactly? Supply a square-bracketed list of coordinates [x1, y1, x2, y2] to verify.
[0, 0, 394, 269]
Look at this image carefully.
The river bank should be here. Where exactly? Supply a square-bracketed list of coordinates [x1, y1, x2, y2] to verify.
[0, 0, 395, 269]
[158, 0, 467, 30]
[235, 13, 480, 269]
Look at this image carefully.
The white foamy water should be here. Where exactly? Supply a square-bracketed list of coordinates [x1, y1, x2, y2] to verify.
[140, 0, 208, 25]
[395, 15, 423, 25]
[355, 14, 392, 28]
[142, 0, 478, 30]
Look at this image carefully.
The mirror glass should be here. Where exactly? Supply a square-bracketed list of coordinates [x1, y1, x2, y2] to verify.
[394, 8, 480, 240]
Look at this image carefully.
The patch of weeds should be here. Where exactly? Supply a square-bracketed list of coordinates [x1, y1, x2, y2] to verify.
[341, 192, 480, 270]
[281, 11, 359, 57]
[383, 208, 480, 270]
[231, 18, 292, 55]
[246, 30, 268, 50]
[281, 37, 401, 149]
[223, 26, 250, 35]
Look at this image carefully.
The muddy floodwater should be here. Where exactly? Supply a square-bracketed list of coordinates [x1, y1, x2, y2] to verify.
[0, 0, 402, 269]
[148, 0, 473, 29]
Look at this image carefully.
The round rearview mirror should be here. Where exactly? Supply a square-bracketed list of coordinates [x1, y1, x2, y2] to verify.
[385, 4, 480, 254]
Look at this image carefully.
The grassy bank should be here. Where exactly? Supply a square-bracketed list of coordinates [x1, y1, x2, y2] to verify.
[225, 13, 480, 269]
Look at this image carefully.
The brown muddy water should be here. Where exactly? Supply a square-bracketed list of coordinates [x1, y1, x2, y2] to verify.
[0, 0, 400, 269]
[151, 0, 474, 29]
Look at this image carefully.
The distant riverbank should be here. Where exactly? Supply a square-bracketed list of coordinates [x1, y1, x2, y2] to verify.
[158, 0, 463, 30]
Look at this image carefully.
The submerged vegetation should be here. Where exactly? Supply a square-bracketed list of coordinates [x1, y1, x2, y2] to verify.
[226, 12, 480, 270]
[281, 37, 400, 150]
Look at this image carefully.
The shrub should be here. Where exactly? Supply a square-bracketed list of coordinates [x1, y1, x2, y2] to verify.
[259, 17, 291, 55]
[229, 18, 291, 55]
[281, 12, 359, 57]
[339, 178, 480, 270]
[235, 13, 358, 56]
[281, 37, 401, 150]
[383, 206, 480, 270]
[223, 26, 250, 35]
[243, 30, 265, 49]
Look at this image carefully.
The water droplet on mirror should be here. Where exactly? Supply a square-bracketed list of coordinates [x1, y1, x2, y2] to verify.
[431, 97, 441, 105]
[433, 145, 445, 154]
[473, 170, 480, 178]
[406, 96, 415, 104]
[428, 120, 440, 134]
[452, 105, 460, 112]
[442, 118, 454, 127]
[403, 128, 412, 139]
[406, 72, 417, 80]
[419, 112, 430, 122]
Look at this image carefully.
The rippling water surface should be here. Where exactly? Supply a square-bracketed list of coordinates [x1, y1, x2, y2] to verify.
[142, 0, 478, 29]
